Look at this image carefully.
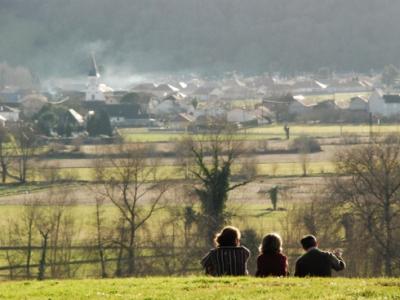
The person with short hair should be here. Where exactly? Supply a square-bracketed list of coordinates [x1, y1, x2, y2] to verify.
[201, 226, 250, 276]
[255, 233, 288, 277]
[294, 235, 346, 277]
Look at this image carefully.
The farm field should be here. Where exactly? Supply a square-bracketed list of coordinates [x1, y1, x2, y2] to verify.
[0, 277, 398, 299]
[34, 161, 334, 181]
[120, 124, 400, 142]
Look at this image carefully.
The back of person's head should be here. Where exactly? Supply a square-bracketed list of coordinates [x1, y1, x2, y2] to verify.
[300, 235, 317, 250]
[214, 226, 241, 247]
[259, 233, 282, 255]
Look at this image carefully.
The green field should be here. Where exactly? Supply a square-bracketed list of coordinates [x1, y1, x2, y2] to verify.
[0, 277, 398, 299]
[120, 124, 400, 143]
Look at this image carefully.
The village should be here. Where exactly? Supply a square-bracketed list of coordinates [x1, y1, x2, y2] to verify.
[2, 56, 400, 138]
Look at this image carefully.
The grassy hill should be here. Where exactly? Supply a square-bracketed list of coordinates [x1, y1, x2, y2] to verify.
[1, 277, 399, 299]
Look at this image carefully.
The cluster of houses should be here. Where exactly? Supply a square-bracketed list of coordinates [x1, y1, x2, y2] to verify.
[2, 56, 400, 131]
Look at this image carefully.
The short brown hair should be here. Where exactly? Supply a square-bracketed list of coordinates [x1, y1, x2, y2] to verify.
[259, 233, 282, 254]
[214, 226, 241, 247]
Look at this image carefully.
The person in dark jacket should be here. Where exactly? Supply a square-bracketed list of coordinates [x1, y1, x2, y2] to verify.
[294, 235, 345, 277]
[201, 226, 250, 276]
[256, 233, 288, 277]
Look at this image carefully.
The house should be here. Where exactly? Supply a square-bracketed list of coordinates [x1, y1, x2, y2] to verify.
[84, 102, 150, 127]
[369, 89, 400, 117]
[0, 115, 6, 127]
[168, 112, 195, 130]
[0, 105, 19, 123]
[105, 104, 147, 126]
[289, 95, 315, 114]
[262, 94, 294, 121]
[338, 96, 369, 112]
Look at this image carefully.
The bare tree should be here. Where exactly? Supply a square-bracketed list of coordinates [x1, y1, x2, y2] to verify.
[22, 198, 39, 278]
[0, 125, 12, 183]
[11, 123, 40, 183]
[95, 144, 169, 276]
[330, 136, 400, 276]
[34, 188, 77, 280]
[94, 195, 107, 278]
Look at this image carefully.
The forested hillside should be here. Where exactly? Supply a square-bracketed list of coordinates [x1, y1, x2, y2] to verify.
[1, 0, 400, 76]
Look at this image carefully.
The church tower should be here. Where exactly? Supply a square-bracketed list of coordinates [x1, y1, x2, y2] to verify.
[85, 53, 106, 101]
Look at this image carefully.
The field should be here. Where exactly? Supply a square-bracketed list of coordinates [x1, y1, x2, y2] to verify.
[120, 124, 400, 142]
[0, 277, 399, 299]
[0, 123, 397, 280]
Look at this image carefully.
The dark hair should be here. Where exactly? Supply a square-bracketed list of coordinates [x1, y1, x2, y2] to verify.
[300, 235, 317, 250]
[259, 233, 282, 255]
[214, 226, 241, 247]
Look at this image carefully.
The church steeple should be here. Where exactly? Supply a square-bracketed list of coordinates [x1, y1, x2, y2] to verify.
[88, 53, 100, 77]
[85, 53, 106, 101]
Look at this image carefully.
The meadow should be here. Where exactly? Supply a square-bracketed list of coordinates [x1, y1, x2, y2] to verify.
[0, 276, 399, 299]
[120, 124, 400, 142]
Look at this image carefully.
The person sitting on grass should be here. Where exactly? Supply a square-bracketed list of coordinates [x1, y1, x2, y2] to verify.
[255, 233, 289, 277]
[201, 226, 250, 276]
[294, 234, 346, 277]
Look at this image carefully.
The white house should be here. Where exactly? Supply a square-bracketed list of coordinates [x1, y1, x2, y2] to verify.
[0, 105, 19, 122]
[344, 96, 369, 112]
[369, 89, 400, 116]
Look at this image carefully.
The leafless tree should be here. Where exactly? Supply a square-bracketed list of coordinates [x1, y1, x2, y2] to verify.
[11, 123, 40, 183]
[330, 136, 400, 276]
[0, 125, 12, 183]
[94, 144, 169, 276]
[22, 198, 39, 278]
[34, 188, 77, 279]
[94, 195, 107, 278]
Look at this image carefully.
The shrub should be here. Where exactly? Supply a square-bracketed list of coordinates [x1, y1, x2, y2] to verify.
[289, 136, 321, 153]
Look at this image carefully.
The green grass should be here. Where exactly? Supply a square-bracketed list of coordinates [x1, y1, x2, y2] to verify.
[0, 277, 398, 299]
[120, 124, 400, 143]
[245, 124, 400, 137]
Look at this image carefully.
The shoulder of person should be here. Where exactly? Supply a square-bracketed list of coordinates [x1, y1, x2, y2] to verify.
[278, 253, 288, 260]
[239, 245, 251, 252]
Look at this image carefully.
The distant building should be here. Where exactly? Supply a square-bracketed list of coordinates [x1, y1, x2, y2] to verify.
[168, 112, 195, 130]
[0, 105, 19, 123]
[340, 96, 369, 112]
[369, 89, 400, 117]
[84, 102, 150, 127]
[85, 54, 112, 101]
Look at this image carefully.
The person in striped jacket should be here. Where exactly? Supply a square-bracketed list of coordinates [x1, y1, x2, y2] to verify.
[201, 226, 250, 276]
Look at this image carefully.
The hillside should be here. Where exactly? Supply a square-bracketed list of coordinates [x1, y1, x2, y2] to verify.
[2, 0, 400, 76]
[1, 277, 399, 299]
